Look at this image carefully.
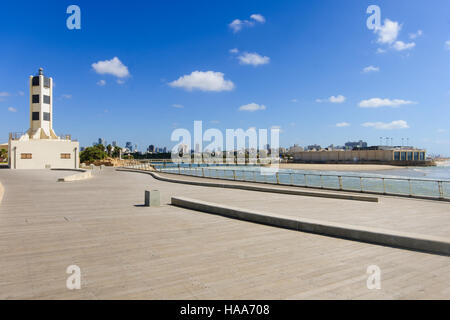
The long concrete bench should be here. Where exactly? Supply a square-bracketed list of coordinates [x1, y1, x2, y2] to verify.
[117, 168, 378, 202]
[171, 196, 450, 256]
[56, 170, 92, 182]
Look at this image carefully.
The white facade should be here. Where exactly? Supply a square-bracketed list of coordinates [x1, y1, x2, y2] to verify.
[9, 140, 79, 169]
[8, 68, 79, 169]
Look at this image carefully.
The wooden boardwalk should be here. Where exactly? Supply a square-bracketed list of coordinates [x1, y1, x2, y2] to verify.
[0, 168, 449, 299]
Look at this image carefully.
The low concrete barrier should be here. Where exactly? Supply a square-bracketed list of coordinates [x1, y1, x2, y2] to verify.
[117, 168, 378, 202]
[57, 170, 92, 182]
[171, 196, 450, 256]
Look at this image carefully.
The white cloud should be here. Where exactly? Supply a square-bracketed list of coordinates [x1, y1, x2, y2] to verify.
[169, 71, 234, 92]
[291, 98, 298, 103]
[116, 79, 125, 85]
[229, 48, 239, 54]
[317, 95, 346, 103]
[329, 95, 346, 103]
[97, 80, 106, 86]
[238, 52, 270, 66]
[358, 98, 415, 108]
[172, 104, 184, 108]
[229, 14, 265, 33]
[250, 14, 266, 23]
[362, 120, 409, 130]
[61, 94, 72, 99]
[409, 30, 423, 39]
[336, 122, 350, 127]
[375, 19, 401, 44]
[446, 40, 450, 50]
[18, 91, 24, 96]
[0, 92, 10, 97]
[229, 19, 247, 33]
[392, 41, 415, 51]
[8, 107, 17, 112]
[92, 57, 130, 78]
[373, 19, 418, 52]
[239, 103, 266, 112]
[362, 65, 379, 73]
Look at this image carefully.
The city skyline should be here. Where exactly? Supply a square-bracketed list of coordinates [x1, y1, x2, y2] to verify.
[1, 1, 450, 155]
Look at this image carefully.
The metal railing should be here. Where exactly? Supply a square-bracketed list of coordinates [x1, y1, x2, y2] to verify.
[123, 163, 450, 201]
[9, 132, 24, 141]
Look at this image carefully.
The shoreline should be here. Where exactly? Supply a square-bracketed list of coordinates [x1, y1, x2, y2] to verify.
[276, 163, 405, 172]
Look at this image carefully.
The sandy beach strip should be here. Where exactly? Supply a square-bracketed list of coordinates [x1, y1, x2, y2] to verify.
[276, 163, 404, 171]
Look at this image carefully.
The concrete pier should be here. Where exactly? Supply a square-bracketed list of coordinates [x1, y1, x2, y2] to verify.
[0, 167, 449, 299]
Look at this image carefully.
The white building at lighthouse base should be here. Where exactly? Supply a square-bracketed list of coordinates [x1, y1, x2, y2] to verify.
[9, 137, 79, 170]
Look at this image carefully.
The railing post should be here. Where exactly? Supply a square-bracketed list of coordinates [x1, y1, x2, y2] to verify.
[304, 174, 308, 187]
[276, 172, 280, 184]
[338, 176, 343, 190]
[202, 168, 204, 177]
[290, 173, 293, 186]
[382, 178, 386, 194]
[320, 175, 323, 189]
[253, 171, 257, 182]
[233, 170, 236, 180]
[408, 179, 412, 197]
[438, 181, 444, 199]
[178, 164, 181, 174]
[360, 177, 363, 192]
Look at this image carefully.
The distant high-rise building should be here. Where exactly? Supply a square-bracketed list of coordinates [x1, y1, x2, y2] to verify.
[125, 142, 133, 152]
[345, 140, 367, 150]
[148, 145, 154, 153]
[307, 144, 321, 151]
[112, 141, 117, 147]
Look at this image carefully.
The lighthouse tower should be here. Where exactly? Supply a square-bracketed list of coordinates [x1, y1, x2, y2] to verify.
[27, 68, 58, 139]
[8, 68, 79, 169]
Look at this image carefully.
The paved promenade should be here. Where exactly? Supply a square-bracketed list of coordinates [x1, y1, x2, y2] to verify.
[0, 168, 449, 299]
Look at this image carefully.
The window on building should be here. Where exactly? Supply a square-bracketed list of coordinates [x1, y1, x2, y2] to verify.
[43, 112, 50, 121]
[44, 77, 50, 88]
[61, 153, 71, 159]
[43, 95, 50, 104]
[32, 112, 39, 120]
[401, 152, 406, 161]
[32, 76, 39, 86]
[394, 152, 400, 161]
[407, 152, 413, 160]
[21, 153, 32, 159]
[420, 152, 425, 161]
[414, 152, 419, 161]
[32, 95, 39, 103]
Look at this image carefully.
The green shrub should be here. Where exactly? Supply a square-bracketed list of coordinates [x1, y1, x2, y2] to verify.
[80, 146, 108, 163]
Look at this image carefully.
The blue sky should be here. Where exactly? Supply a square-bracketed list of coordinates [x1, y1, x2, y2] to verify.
[1, 0, 449, 155]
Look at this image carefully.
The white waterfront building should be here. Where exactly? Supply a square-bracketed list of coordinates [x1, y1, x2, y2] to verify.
[8, 68, 79, 169]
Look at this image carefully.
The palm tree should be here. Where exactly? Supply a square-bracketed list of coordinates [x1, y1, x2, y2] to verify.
[106, 144, 112, 157]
